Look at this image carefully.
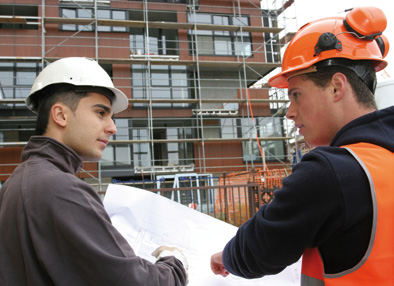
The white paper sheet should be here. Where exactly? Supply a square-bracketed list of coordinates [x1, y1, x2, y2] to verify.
[103, 184, 301, 285]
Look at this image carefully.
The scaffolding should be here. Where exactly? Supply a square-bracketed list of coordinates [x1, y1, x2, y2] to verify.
[0, 0, 296, 192]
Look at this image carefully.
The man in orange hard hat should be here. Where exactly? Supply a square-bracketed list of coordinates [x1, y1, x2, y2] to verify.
[211, 7, 393, 285]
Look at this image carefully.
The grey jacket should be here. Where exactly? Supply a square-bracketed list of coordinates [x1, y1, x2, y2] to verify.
[0, 136, 187, 286]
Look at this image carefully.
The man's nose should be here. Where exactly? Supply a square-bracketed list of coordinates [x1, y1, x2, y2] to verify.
[286, 103, 296, 120]
[106, 119, 117, 135]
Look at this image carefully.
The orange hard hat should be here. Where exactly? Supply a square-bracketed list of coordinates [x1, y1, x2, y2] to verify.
[269, 7, 389, 89]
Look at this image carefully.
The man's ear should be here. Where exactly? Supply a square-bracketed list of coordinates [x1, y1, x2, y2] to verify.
[50, 103, 69, 128]
[331, 73, 347, 102]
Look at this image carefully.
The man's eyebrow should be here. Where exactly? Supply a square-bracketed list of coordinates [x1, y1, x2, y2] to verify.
[93, 104, 113, 116]
[287, 87, 299, 97]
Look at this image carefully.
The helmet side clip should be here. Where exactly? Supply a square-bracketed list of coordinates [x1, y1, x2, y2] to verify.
[314, 33, 342, 57]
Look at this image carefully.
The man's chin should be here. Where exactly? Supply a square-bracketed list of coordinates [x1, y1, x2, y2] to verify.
[81, 153, 102, 162]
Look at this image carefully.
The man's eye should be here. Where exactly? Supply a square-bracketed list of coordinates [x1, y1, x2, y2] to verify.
[291, 92, 300, 99]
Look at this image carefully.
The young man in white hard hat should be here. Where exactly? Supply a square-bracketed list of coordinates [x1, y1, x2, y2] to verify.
[0, 57, 188, 285]
[211, 7, 393, 285]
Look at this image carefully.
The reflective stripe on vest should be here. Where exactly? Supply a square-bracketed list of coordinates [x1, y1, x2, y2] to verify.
[301, 142, 394, 286]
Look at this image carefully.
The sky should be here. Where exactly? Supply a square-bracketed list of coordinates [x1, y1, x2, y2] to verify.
[291, 0, 394, 82]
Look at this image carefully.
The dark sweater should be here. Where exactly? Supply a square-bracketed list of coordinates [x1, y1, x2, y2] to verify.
[223, 106, 394, 278]
[0, 136, 187, 286]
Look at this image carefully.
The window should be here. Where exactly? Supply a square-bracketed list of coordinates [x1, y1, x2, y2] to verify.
[220, 118, 238, 139]
[129, 120, 194, 168]
[152, 122, 194, 166]
[262, 10, 280, 63]
[0, 119, 35, 143]
[0, 62, 41, 104]
[240, 117, 286, 162]
[0, 5, 38, 30]
[132, 126, 151, 168]
[101, 119, 132, 167]
[257, 117, 286, 161]
[132, 65, 190, 108]
[60, 7, 127, 32]
[188, 14, 252, 56]
[129, 28, 179, 56]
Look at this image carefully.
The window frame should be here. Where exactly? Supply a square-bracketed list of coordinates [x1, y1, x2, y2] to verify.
[187, 13, 252, 57]
[59, 7, 128, 32]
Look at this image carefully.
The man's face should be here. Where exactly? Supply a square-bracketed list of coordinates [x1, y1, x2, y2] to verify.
[286, 75, 338, 147]
[62, 92, 117, 161]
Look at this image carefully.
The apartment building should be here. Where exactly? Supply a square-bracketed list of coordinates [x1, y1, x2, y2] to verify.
[0, 0, 291, 190]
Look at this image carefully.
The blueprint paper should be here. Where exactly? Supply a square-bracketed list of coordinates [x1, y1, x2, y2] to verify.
[103, 184, 301, 286]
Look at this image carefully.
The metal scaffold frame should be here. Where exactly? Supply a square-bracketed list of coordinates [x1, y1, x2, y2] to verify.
[0, 0, 295, 191]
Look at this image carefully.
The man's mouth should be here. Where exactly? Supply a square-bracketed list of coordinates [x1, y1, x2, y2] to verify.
[296, 124, 304, 134]
[98, 139, 109, 147]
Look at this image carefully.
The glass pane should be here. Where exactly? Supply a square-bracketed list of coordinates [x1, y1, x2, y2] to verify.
[134, 149, 150, 167]
[213, 16, 229, 36]
[98, 26, 111, 32]
[242, 141, 259, 161]
[115, 147, 131, 165]
[113, 26, 127, 32]
[168, 152, 179, 165]
[167, 142, 178, 152]
[171, 72, 187, 86]
[132, 73, 144, 86]
[101, 146, 114, 166]
[188, 13, 211, 24]
[78, 9, 92, 18]
[152, 88, 171, 98]
[113, 10, 126, 20]
[114, 119, 129, 140]
[16, 71, 36, 85]
[132, 89, 146, 100]
[167, 128, 177, 138]
[61, 8, 75, 18]
[213, 15, 228, 25]
[133, 128, 149, 139]
[0, 71, 13, 86]
[130, 34, 145, 54]
[214, 37, 232, 55]
[78, 9, 93, 31]
[152, 89, 171, 107]
[61, 8, 76, 30]
[152, 72, 169, 86]
[1, 88, 13, 99]
[148, 36, 159, 55]
[98, 10, 110, 19]
[171, 88, 188, 99]
[221, 118, 237, 139]
[233, 16, 248, 26]
[197, 35, 214, 54]
[15, 87, 29, 99]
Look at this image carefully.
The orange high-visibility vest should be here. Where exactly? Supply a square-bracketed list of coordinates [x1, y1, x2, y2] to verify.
[301, 143, 394, 286]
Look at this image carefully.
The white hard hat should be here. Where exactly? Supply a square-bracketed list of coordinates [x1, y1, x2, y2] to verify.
[26, 57, 128, 114]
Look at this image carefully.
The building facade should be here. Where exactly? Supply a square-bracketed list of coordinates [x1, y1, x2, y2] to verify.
[0, 0, 291, 190]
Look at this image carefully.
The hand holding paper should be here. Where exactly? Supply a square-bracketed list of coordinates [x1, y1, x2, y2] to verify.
[152, 246, 189, 271]
[103, 184, 301, 286]
[211, 251, 230, 277]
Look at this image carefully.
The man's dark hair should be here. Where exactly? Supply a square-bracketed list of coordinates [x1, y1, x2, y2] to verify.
[33, 84, 89, 135]
[302, 60, 377, 109]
